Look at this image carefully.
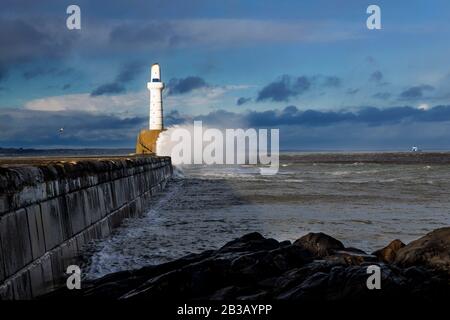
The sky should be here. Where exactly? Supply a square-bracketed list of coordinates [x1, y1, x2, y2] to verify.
[1, 0, 450, 150]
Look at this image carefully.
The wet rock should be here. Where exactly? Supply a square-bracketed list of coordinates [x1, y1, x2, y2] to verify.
[270, 261, 336, 296]
[325, 251, 378, 266]
[276, 264, 414, 301]
[237, 290, 270, 300]
[293, 232, 345, 257]
[218, 232, 279, 254]
[343, 247, 367, 254]
[394, 227, 450, 272]
[276, 272, 329, 300]
[210, 286, 240, 300]
[261, 245, 313, 271]
[372, 239, 405, 263]
[43, 229, 450, 301]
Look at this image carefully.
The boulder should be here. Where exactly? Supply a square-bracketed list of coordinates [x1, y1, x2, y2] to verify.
[293, 232, 345, 257]
[372, 239, 405, 263]
[218, 232, 279, 254]
[394, 227, 450, 272]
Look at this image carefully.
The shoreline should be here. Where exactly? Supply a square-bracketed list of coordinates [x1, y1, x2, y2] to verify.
[4, 151, 450, 165]
[281, 152, 450, 164]
[45, 227, 450, 300]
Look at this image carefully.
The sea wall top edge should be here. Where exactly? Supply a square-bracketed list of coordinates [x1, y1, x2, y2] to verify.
[0, 155, 171, 194]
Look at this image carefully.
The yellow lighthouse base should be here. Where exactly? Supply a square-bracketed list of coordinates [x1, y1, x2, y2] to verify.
[135, 129, 163, 155]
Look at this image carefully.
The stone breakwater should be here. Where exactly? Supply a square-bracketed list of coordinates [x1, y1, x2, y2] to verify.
[48, 227, 450, 301]
[0, 156, 172, 300]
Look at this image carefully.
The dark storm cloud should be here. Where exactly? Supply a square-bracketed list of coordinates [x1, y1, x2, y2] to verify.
[0, 19, 78, 78]
[193, 105, 450, 128]
[91, 83, 126, 96]
[257, 75, 311, 102]
[4, 105, 450, 149]
[400, 85, 434, 99]
[257, 75, 342, 102]
[91, 61, 143, 96]
[0, 16, 79, 82]
[236, 97, 251, 106]
[322, 76, 341, 88]
[189, 105, 450, 150]
[242, 106, 356, 127]
[372, 92, 391, 100]
[22, 67, 74, 80]
[278, 121, 450, 151]
[115, 61, 142, 83]
[195, 109, 246, 128]
[346, 88, 359, 95]
[0, 108, 146, 148]
[167, 76, 209, 95]
[109, 21, 183, 48]
[370, 71, 383, 83]
[165, 110, 188, 126]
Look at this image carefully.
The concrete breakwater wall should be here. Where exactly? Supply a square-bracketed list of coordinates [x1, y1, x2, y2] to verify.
[0, 156, 172, 299]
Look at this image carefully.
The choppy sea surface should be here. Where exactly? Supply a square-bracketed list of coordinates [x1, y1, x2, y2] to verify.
[84, 155, 450, 279]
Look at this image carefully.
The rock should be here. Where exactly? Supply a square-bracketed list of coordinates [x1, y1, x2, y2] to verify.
[262, 245, 313, 271]
[237, 290, 270, 300]
[325, 251, 377, 266]
[270, 261, 336, 296]
[403, 266, 430, 282]
[343, 247, 367, 254]
[276, 272, 329, 300]
[293, 232, 345, 257]
[218, 232, 280, 254]
[276, 264, 413, 301]
[210, 286, 239, 300]
[227, 244, 312, 283]
[394, 227, 450, 272]
[372, 239, 405, 263]
[42, 229, 450, 301]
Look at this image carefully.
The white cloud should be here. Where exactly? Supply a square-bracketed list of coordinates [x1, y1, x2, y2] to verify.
[24, 91, 148, 116]
[165, 84, 252, 115]
[418, 103, 430, 110]
[23, 84, 250, 117]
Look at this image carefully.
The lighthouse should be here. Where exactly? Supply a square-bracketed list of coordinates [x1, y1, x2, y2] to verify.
[135, 63, 165, 154]
[148, 63, 164, 130]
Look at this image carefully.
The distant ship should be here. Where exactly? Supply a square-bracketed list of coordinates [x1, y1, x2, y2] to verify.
[411, 146, 420, 152]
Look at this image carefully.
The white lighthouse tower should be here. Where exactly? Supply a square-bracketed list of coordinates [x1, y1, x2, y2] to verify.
[135, 63, 166, 154]
[147, 63, 164, 130]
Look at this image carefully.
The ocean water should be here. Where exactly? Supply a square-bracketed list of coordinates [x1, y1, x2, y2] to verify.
[84, 156, 450, 279]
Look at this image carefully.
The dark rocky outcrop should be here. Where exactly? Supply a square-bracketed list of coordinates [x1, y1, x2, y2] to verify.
[293, 232, 345, 257]
[44, 228, 450, 301]
[372, 239, 405, 263]
[394, 227, 450, 272]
